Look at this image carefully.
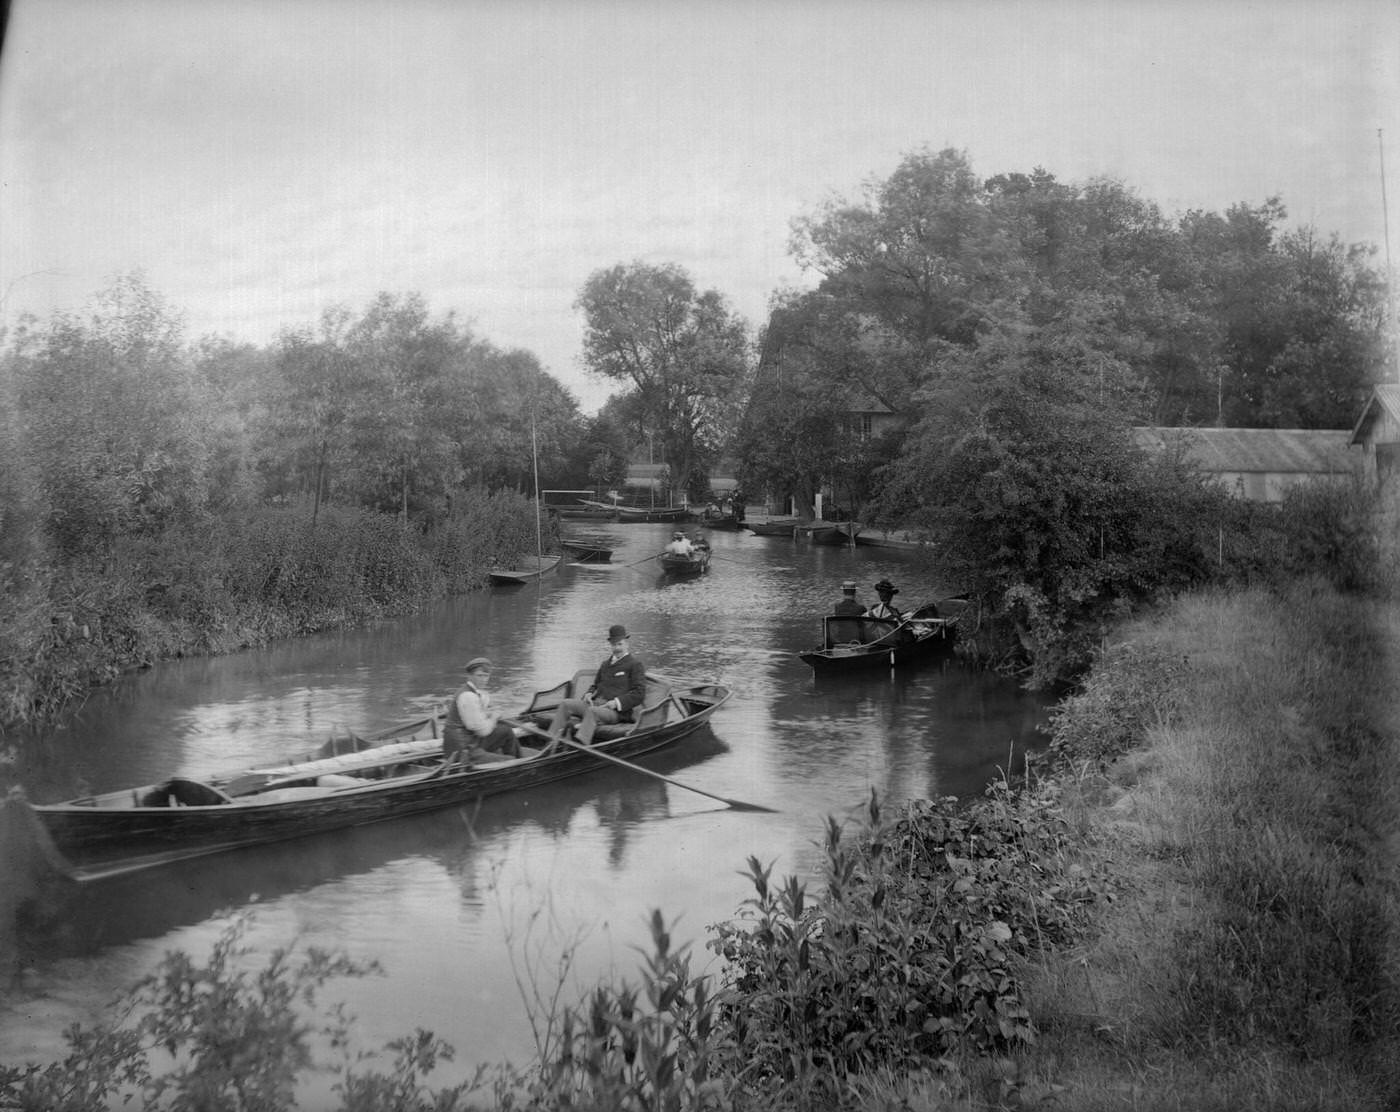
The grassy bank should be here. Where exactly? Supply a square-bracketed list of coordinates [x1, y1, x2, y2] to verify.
[0, 490, 545, 739]
[1017, 583, 1400, 1110]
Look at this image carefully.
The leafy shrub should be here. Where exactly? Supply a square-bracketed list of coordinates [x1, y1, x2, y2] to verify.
[1045, 637, 1186, 767]
[710, 789, 1101, 1105]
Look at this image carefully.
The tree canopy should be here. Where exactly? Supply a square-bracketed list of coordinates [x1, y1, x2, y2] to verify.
[577, 261, 751, 499]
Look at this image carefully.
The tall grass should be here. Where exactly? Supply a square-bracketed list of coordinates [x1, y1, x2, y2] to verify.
[1034, 582, 1400, 1110]
[0, 489, 541, 737]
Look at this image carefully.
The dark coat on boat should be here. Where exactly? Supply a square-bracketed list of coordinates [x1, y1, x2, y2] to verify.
[588, 652, 647, 717]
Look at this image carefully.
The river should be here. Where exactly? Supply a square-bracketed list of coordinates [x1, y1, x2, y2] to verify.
[0, 522, 1052, 1088]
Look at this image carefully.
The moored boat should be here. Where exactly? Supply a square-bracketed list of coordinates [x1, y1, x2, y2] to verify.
[27, 676, 732, 875]
[805, 521, 862, 546]
[561, 538, 614, 563]
[798, 603, 957, 672]
[488, 553, 562, 584]
[745, 518, 799, 537]
[616, 505, 693, 523]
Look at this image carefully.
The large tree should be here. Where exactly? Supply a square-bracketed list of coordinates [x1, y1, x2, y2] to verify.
[577, 262, 750, 499]
[14, 273, 213, 556]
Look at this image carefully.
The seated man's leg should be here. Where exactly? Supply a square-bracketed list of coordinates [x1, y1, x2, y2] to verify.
[480, 721, 521, 758]
[547, 697, 591, 737]
[574, 704, 622, 745]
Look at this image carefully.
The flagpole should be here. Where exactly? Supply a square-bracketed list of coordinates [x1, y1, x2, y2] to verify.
[1381, 129, 1399, 382]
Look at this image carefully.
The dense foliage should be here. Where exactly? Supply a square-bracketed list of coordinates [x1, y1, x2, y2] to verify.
[739, 147, 1390, 683]
[0, 277, 578, 731]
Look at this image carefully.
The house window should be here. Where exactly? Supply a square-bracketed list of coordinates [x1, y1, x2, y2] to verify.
[843, 414, 873, 440]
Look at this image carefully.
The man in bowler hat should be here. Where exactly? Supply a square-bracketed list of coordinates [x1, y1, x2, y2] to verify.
[547, 623, 647, 744]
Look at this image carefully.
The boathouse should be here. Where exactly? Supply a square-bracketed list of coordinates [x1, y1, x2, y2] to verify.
[1348, 384, 1400, 488]
[1131, 427, 1358, 502]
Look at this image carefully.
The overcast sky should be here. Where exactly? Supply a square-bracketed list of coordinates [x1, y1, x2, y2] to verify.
[3, 0, 1398, 413]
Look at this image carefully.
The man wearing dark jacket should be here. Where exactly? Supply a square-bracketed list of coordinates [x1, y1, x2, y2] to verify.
[547, 623, 647, 744]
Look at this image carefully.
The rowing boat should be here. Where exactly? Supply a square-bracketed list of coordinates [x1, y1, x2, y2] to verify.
[798, 604, 957, 672]
[658, 542, 711, 578]
[744, 518, 799, 537]
[560, 538, 614, 563]
[26, 676, 732, 875]
[488, 553, 562, 584]
[805, 521, 862, 546]
[616, 505, 693, 523]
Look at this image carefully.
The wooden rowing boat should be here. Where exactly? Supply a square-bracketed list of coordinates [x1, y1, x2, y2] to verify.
[798, 604, 957, 672]
[616, 505, 693, 523]
[26, 676, 732, 874]
[488, 553, 562, 584]
[804, 521, 862, 546]
[658, 542, 711, 578]
[744, 518, 799, 537]
[560, 539, 614, 563]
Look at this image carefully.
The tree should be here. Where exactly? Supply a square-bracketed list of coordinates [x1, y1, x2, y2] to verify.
[577, 262, 750, 499]
[14, 273, 213, 555]
[881, 313, 1219, 684]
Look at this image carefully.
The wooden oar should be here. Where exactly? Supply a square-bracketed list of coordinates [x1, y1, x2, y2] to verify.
[624, 552, 663, 568]
[504, 718, 777, 813]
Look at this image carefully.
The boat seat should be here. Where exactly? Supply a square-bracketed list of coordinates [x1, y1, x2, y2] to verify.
[591, 680, 672, 741]
[141, 778, 235, 807]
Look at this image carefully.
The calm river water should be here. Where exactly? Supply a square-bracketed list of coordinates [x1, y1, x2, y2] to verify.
[1, 522, 1051, 1087]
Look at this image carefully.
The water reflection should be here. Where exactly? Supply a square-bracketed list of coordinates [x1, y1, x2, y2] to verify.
[18, 728, 729, 961]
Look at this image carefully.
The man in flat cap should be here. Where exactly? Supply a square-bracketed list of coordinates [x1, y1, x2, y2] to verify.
[443, 657, 521, 766]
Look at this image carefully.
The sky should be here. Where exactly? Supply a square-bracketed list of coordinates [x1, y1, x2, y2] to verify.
[2, 0, 1398, 414]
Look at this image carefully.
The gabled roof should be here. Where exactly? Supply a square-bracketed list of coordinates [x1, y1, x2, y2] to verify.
[1132, 427, 1355, 474]
[1349, 384, 1400, 445]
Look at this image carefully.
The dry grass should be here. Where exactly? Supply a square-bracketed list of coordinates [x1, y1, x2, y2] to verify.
[1005, 585, 1400, 1112]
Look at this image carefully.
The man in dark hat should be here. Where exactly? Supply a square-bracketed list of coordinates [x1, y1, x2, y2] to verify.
[865, 579, 903, 620]
[832, 580, 864, 616]
[546, 623, 647, 745]
[443, 657, 522, 766]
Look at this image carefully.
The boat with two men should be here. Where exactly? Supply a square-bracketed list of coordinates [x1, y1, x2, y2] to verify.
[798, 597, 961, 673]
[23, 672, 732, 877]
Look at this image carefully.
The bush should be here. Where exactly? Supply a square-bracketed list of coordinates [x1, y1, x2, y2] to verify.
[1045, 636, 1187, 767]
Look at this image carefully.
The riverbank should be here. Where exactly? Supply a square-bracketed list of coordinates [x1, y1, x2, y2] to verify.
[4, 582, 1395, 1110]
[0, 493, 543, 739]
[995, 583, 1400, 1111]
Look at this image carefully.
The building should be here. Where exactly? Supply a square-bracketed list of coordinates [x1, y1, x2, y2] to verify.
[1131, 427, 1358, 502]
[1348, 384, 1400, 488]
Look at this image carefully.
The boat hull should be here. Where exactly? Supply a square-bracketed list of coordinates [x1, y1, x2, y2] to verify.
[744, 520, 798, 537]
[806, 522, 862, 545]
[32, 683, 730, 872]
[658, 550, 710, 577]
[561, 542, 613, 563]
[617, 507, 693, 523]
[488, 554, 563, 584]
[798, 610, 958, 672]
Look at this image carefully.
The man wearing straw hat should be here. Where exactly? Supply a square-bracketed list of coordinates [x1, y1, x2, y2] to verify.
[832, 580, 864, 616]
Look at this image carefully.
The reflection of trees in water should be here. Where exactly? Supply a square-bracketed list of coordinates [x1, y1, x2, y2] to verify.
[769, 659, 1051, 805]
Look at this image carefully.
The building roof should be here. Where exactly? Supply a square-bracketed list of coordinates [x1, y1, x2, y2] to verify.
[1132, 427, 1355, 474]
[1349, 384, 1400, 445]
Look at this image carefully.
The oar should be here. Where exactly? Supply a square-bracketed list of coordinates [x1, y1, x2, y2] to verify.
[503, 718, 777, 813]
[624, 552, 663, 568]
